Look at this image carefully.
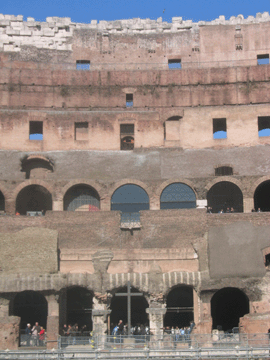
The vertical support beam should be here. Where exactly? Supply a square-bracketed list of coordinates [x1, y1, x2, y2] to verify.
[146, 307, 167, 336]
[243, 197, 254, 213]
[193, 289, 200, 326]
[45, 294, 59, 349]
[52, 200, 63, 211]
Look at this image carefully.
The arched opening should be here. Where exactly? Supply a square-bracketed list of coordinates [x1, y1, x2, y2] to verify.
[11, 291, 48, 330]
[21, 157, 53, 180]
[211, 288, 249, 332]
[16, 185, 52, 215]
[160, 183, 196, 209]
[254, 180, 270, 211]
[64, 184, 100, 211]
[66, 287, 93, 330]
[110, 286, 148, 331]
[0, 191, 5, 211]
[111, 184, 149, 213]
[164, 286, 194, 328]
[207, 182, 243, 213]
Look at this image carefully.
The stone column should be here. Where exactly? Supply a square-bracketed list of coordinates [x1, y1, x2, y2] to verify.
[45, 294, 59, 349]
[92, 292, 111, 339]
[150, 196, 160, 210]
[52, 200, 63, 211]
[146, 306, 167, 336]
[243, 197, 254, 213]
[5, 199, 15, 215]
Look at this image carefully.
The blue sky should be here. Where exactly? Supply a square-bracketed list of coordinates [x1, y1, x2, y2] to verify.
[1, 0, 269, 23]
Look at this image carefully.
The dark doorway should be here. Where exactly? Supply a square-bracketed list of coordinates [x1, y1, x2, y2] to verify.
[111, 184, 149, 212]
[110, 286, 148, 329]
[66, 287, 93, 330]
[254, 180, 270, 211]
[11, 291, 48, 329]
[64, 185, 100, 211]
[207, 181, 243, 213]
[164, 286, 194, 327]
[0, 191, 4, 211]
[211, 288, 249, 332]
[16, 185, 52, 215]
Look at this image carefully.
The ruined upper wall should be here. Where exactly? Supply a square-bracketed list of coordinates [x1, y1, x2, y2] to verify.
[1, 12, 270, 56]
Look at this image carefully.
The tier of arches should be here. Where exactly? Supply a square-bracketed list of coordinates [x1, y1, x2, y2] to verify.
[0, 178, 269, 214]
[9, 285, 250, 334]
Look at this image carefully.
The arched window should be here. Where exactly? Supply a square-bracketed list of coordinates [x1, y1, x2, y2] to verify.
[207, 181, 243, 213]
[10, 291, 48, 330]
[111, 184, 149, 212]
[16, 185, 52, 215]
[165, 286, 194, 327]
[64, 185, 100, 211]
[0, 191, 5, 211]
[211, 288, 249, 331]
[254, 180, 270, 211]
[160, 183, 196, 209]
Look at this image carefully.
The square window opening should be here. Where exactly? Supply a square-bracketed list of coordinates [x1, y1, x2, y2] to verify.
[29, 121, 43, 140]
[168, 59, 181, 69]
[76, 60, 90, 70]
[213, 118, 227, 139]
[257, 54, 269, 65]
[215, 166, 233, 176]
[126, 94, 133, 107]
[258, 116, 270, 137]
[75, 122, 89, 141]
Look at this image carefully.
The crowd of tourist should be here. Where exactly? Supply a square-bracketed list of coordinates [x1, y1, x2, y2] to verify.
[24, 322, 45, 346]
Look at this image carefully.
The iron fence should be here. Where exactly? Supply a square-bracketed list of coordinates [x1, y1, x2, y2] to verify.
[120, 212, 141, 229]
[19, 330, 46, 347]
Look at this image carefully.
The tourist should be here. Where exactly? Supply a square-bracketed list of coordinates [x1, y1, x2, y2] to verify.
[25, 323, 32, 346]
[31, 322, 40, 346]
[39, 326, 45, 346]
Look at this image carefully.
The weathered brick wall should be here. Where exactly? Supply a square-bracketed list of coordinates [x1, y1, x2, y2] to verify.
[0, 210, 269, 278]
[0, 226, 58, 275]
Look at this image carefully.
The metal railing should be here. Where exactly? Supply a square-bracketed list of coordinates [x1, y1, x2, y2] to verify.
[58, 333, 270, 349]
[120, 212, 141, 229]
[19, 330, 46, 347]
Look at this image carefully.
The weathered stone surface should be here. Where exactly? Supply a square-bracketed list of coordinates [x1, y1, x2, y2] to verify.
[0, 316, 20, 350]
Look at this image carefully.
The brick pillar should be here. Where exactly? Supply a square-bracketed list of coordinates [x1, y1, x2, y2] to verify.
[45, 294, 59, 349]
[146, 307, 166, 336]
[0, 296, 20, 350]
[100, 197, 111, 211]
[150, 196, 160, 210]
[5, 199, 15, 215]
[243, 197, 254, 213]
[52, 200, 63, 211]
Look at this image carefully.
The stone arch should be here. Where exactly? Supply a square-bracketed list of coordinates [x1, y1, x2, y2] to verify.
[14, 181, 53, 215]
[157, 179, 197, 210]
[59, 180, 105, 202]
[164, 284, 194, 327]
[205, 177, 243, 193]
[12, 180, 54, 203]
[206, 179, 244, 213]
[250, 176, 270, 211]
[10, 290, 48, 330]
[63, 184, 101, 212]
[211, 287, 249, 331]
[21, 155, 54, 180]
[253, 180, 270, 212]
[109, 179, 152, 211]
